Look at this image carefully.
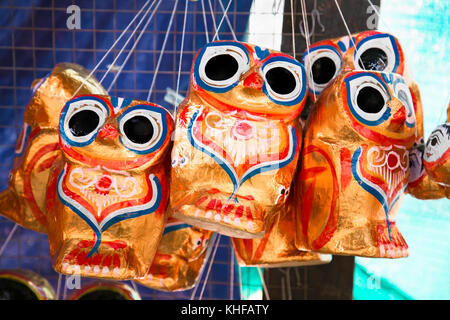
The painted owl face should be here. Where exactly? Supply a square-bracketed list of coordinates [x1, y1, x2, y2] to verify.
[303, 31, 406, 99]
[423, 122, 450, 186]
[59, 95, 173, 171]
[192, 40, 307, 120]
[46, 95, 173, 279]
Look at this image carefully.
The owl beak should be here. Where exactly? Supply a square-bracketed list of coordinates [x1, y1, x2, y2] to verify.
[388, 106, 407, 131]
[98, 123, 118, 140]
[243, 72, 264, 90]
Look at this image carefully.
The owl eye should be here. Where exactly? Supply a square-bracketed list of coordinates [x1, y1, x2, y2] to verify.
[61, 96, 109, 147]
[118, 104, 168, 154]
[345, 73, 390, 126]
[195, 42, 250, 93]
[393, 79, 416, 127]
[303, 46, 342, 95]
[261, 56, 306, 106]
[424, 124, 450, 163]
[354, 34, 400, 73]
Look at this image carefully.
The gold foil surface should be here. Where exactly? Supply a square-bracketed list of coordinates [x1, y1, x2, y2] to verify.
[423, 104, 450, 188]
[46, 95, 174, 280]
[232, 195, 331, 267]
[295, 71, 415, 258]
[0, 269, 56, 300]
[0, 63, 107, 233]
[137, 218, 213, 291]
[169, 40, 307, 239]
[68, 281, 141, 300]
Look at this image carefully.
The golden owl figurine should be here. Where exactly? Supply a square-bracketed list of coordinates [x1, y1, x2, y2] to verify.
[169, 40, 307, 238]
[45, 94, 173, 280]
[295, 70, 416, 258]
[302, 30, 444, 199]
[0, 63, 107, 233]
[137, 217, 213, 291]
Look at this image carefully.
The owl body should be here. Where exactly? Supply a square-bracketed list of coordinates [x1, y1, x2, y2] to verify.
[170, 41, 307, 239]
[137, 217, 213, 291]
[46, 95, 173, 279]
[0, 63, 107, 233]
[295, 71, 415, 258]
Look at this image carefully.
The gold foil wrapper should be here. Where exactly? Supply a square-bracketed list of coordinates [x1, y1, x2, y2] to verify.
[295, 71, 415, 258]
[232, 197, 331, 267]
[137, 218, 213, 291]
[169, 41, 306, 238]
[0, 63, 107, 233]
[46, 95, 173, 280]
[0, 269, 56, 300]
[68, 281, 141, 300]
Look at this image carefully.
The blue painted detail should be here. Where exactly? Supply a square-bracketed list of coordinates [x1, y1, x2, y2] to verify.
[337, 40, 347, 52]
[14, 124, 31, 158]
[255, 46, 270, 60]
[111, 96, 132, 110]
[163, 222, 193, 235]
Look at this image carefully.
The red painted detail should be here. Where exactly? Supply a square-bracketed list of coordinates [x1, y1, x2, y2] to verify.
[113, 253, 121, 269]
[222, 204, 235, 216]
[235, 205, 244, 218]
[243, 239, 253, 259]
[340, 147, 352, 190]
[37, 154, 60, 173]
[387, 153, 399, 168]
[253, 222, 276, 261]
[243, 72, 263, 90]
[75, 250, 88, 266]
[206, 199, 216, 211]
[101, 254, 112, 267]
[195, 196, 208, 206]
[90, 253, 103, 266]
[215, 200, 222, 214]
[63, 248, 80, 263]
[207, 188, 221, 194]
[245, 206, 253, 221]
[235, 194, 255, 201]
[390, 107, 407, 126]
[98, 123, 118, 140]
[95, 174, 113, 195]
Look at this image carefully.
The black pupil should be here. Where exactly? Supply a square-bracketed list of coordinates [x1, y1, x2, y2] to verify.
[0, 279, 38, 300]
[311, 57, 336, 84]
[205, 54, 238, 81]
[431, 138, 438, 146]
[358, 48, 388, 71]
[356, 86, 385, 114]
[78, 290, 127, 300]
[69, 110, 99, 137]
[266, 67, 296, 95]
[123, 116, 154, 144]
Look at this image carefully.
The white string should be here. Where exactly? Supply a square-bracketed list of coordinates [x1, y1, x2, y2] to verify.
[0, 223, 18, 258]
[300, 0, 316, 101]
[218, 0, 237, 41]
[200, 0, 210, 43]
[107, 0, 163, 93]
[198, 234, 222, 300]
[56, 273, 62, 300]
[229, 239, 234, 300]
[290, 0, 296, 58]
[72, 0, 154, 97]
[102, 0, 159, 90]
[189, 233, 219, 300]
[173, 0, 190, 117]
[62, 275, 68, 300]
[212, 0, 234, 42]
[146, 0, 180, 102]
[257, 267, 271, 300]
[130, 280, 141, 298]
[237, 257, 242, 299]
[207, 0, 220, 40]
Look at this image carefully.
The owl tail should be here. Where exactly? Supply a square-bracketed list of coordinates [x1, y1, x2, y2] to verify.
[0, 189, 22, 226]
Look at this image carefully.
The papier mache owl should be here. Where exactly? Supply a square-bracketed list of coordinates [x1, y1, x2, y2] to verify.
[45, 94, 173, 279]
[0, 63, 107, 233]
[302, 30, 445, 199]
[169, 40, 307, 239]
[295, 70, 416, 258]
[137, 218, 213, 291]
[423, 104, 450, 190]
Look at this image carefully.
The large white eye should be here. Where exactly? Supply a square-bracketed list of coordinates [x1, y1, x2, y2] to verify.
[303, 46, 342, 94]
[345, 73, 391, 126]
[61, 97, 109, 147]
[424, 124, 450, 163]
[195, 42, 250, 93]
[261, 56, 306, 106]
[393, 79, 416, 128]
[354, 34, 400, 72]
[118, 105, 167, 154]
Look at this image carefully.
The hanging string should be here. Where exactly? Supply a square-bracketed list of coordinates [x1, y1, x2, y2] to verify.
[257, 267, 271, 300]
[367, 0, 392, 33]
[189, 233, 219, 300]
[212, 0, 234, 42]
[218, 0, 237, 41]
[200, 0, 210, 43]
[207, 0, 220, 41]
[62, 275, 68, 300]
[173, 0, 190, 117]
[198, 234, 222, 300]
[72, 0, 155, 97]
[56, 273, 62, 300]
[229, 239, 234, 300]
[290, 0, 296, 58]
[130, 280, 141, 298]
[146, 0, 180, 102]
[102, 0, 160, 90]
[236, 256, 242, 299]
[107, 0, 163, 93]
[0, 223, 18, 258]
[300, 0, 317, 101]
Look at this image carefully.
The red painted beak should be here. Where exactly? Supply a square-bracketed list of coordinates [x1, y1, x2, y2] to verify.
[388, 106, 407, 131]
[98, 123, 118, 140]
[243, 72, 264, 90]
